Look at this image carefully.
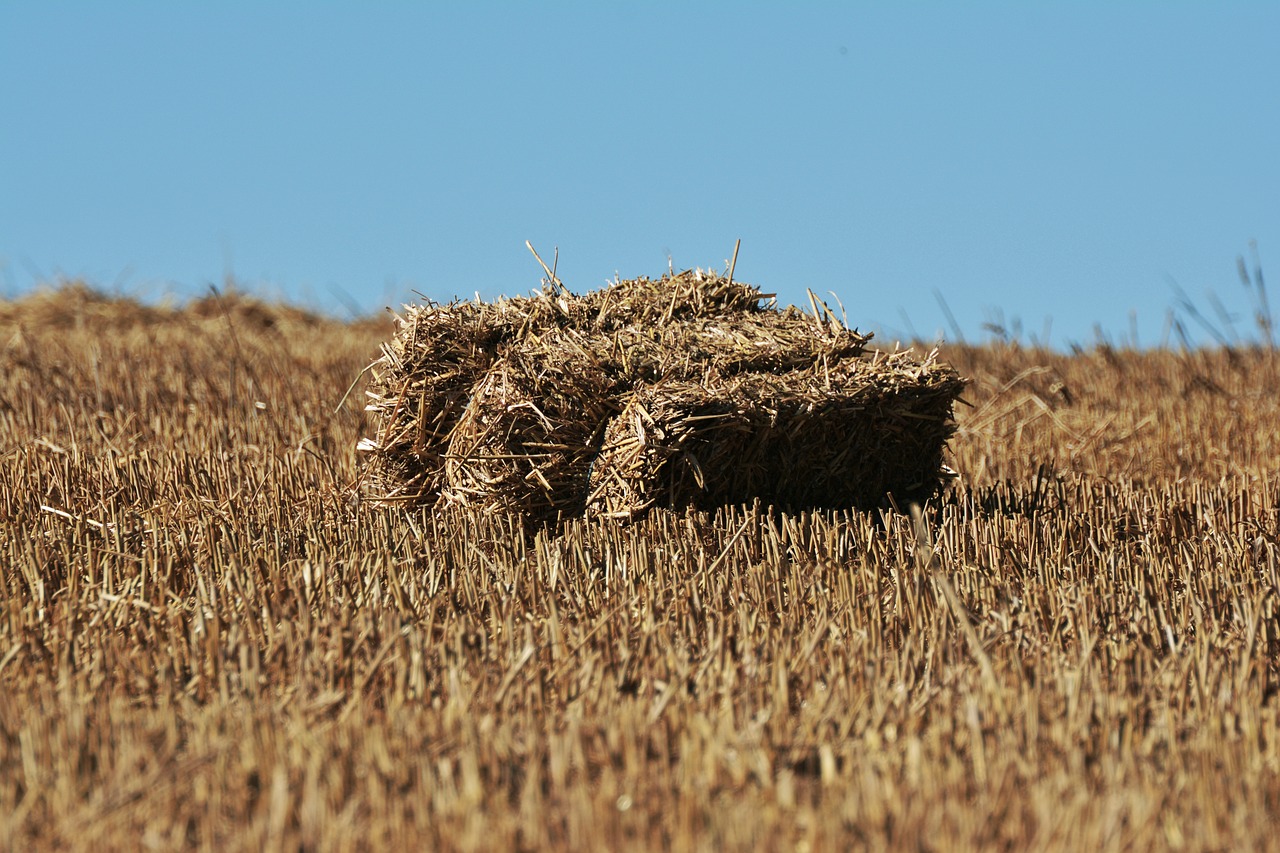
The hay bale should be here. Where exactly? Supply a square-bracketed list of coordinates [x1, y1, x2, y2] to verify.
[360, 269, 804, 505]
[585, 350, 966, 519]
[441, 338, 621, 523]
[360, 266, 964, 520]
[359, 299, 511, 503]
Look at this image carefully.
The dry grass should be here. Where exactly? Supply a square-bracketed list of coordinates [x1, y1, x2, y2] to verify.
[2, 283, 1279, 851]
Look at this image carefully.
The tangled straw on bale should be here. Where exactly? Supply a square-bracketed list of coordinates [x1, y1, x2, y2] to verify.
[441, 340, 622, 523]
[359, 267, 965, 521]
[599, 309, 868, 384]
[358, 300, 514, 503]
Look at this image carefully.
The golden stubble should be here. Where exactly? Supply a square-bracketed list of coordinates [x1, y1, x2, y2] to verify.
[1, 284, 1278, 851]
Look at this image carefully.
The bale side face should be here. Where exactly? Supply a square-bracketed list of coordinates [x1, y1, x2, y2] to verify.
[361, 300, 511, 504]
[441, 347, 622, 523]
[586, 352, 965, 519]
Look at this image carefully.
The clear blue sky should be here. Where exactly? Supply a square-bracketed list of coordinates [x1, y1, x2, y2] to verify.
[3, 3, 1277, 347]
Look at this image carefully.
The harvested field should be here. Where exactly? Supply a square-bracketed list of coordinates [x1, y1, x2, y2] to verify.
[3, 282, 1280, 851]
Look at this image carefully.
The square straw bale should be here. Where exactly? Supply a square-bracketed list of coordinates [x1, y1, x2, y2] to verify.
[586, 349, 966, 519]
[360, 299, 520, 504]
[360, 269, 798, 505]
[360, 264, 963, 522]
[441, 337, 623, 522]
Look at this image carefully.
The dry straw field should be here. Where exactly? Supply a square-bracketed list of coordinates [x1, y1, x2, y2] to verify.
[2, 279, 1279, 851]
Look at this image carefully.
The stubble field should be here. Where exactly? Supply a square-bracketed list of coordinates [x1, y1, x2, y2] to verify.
[2, 284, 1278, 851]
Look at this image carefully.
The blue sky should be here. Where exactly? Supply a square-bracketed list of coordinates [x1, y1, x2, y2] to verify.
[3, 3, 1277, 347]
